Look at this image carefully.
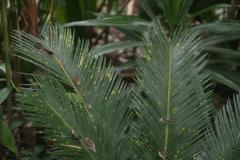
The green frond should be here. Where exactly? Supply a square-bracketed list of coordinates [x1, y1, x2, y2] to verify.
[132, 20, 213, 160]
[18, 76, 94, 159]
[203, 94, 240, 160]
[11, 26, 127, 116]
[139, 0, 193, 30]
[162, 0, 193, 29]
[12, 26, 133, 159]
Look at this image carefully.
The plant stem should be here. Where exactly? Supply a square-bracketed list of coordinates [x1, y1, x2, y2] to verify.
[164, 46, 172, 158]
[2, 0, 12, 122]
[10, 0, 21, 89]
[25, 0, 39, 36]
[50, 0, 57, 24]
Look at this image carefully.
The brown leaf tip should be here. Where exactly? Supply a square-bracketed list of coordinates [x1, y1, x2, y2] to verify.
[34, 42, 42, 49]
[158, 147, 167, 159]
[84, 137, 96, 153]
[34, 42, 54, 55]
[74, 76, 81, 86]
[159, 117, 171, 124]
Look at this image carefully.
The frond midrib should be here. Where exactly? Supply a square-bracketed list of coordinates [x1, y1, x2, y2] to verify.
[52, 51, 96, 160]
[164, 44, 172, 157]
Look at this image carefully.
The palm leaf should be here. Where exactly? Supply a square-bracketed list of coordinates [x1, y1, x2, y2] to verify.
[203, 94, 240, 160]
[12, 26, 132, 159]
[196, 22, 240, 91]
[18, 76, 95, 159]
[162, 0, 193, 29]
[131, 20, 213, 159]
[65, 15, 150, 32]
[139, 0, 193, 30]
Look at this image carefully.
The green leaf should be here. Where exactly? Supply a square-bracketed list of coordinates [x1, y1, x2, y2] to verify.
[162, 0, 193, 29]
[138, 0, 193, 30]
[207, 47, 240, 59]
[139, 0, 156, 19]
[2, 123, 17, 153]
[196, 22, 240, 34]
[0, 110, 2, 140]
[204, 94, 240, 159]
[0, 63, 6, 73]
[0, 114, 17, 154]
[132, 19, 212, 159]
[210, 70, 240, 91]
[0, 87, 12, 104]
[93, 41, 143, 57]
[190, 3, 231, 19]
[113, 60, 137, 72]
[203, 35, 240, 46]
[13, 26, 133, 159]
[64, 15, 150, 32]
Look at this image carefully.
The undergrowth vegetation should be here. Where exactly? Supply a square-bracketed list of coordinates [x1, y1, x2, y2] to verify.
[11, 20, 240, 159]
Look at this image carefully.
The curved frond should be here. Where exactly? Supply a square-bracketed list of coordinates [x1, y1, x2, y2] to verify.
[12, 26, 132, 160]
[132, 20, 213, 159]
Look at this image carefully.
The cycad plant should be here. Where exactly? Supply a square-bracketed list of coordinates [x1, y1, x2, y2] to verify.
[131, 20, 212, 159]
[12, 20, 240, 159]
[12, 26, 132, 160]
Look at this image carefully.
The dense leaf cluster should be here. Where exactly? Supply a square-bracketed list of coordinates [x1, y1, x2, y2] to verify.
[12, 20, 240, 159]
